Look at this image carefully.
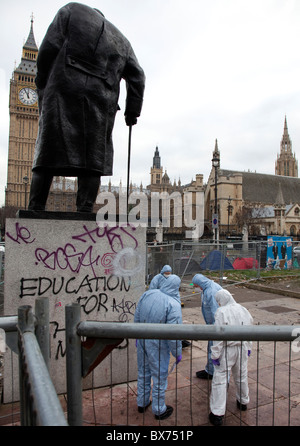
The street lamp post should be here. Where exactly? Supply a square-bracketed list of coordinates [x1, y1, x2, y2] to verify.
[23, 175, 29, 210]
[227, 196, 233, 235]
[212, 141, 220, 242]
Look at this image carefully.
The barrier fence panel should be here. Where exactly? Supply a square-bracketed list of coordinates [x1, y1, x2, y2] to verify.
[146, 243, 175, 285]
[147, 240, 300, 287]
[18, 302, 68, 426]
[1, 293, 300, 425]
[0, 298, 68, 426]
[65, 303, 300, 427]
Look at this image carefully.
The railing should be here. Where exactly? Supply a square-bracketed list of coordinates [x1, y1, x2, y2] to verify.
[0, 298, 68, 426]
[66, 302, 300, 426]
[1, 300, 300, 426]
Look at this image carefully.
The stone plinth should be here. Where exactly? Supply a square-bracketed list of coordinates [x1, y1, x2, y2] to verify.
[3, 212, 146, 402]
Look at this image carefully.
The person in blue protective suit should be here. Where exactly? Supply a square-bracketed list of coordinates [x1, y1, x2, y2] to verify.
[148, 265, 172, 290]
[209, 289, 253, 426]
[149, 267, 190, 347]
[134, 274, 182, 420]
[192, 274, 222, 379]
[159, 274, 191, 348]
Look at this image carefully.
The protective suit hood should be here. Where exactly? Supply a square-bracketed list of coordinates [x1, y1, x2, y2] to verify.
[215, 289, 236, 307]
[159, 274, 181, 301]
[161, 265, 172, 274]
[192, 274, 212, 290]
[148, 265, 172, 291]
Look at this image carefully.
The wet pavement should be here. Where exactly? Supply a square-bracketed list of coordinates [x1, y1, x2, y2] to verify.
[1, 278, 300, 427]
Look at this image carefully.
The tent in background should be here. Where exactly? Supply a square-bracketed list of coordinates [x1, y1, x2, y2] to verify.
[175, 257, 201, 275]
[233, 257, 258, 270]
[200, 250, 233, 271]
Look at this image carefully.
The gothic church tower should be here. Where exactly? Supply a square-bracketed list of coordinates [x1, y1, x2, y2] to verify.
[150, 146, 163, 189]
[275, 116, 298, 177]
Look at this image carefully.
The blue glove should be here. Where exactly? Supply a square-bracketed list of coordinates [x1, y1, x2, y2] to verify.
[248, 350, 251, 357]
[176, 354, 182, 364]
[212, 358, 220, 366]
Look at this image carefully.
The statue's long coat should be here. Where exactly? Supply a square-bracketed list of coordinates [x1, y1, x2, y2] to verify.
[33, 2, 145, 176]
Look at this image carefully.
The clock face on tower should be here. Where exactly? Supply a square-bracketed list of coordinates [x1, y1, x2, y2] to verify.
[18, 87, 38, 105]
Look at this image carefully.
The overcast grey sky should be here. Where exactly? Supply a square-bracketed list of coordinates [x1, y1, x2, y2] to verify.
[1, 0, 300, 206]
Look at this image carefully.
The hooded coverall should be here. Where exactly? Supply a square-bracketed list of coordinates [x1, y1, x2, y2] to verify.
[149, 265, 172, 290]
[159, 273, 181, 303]
[134, 275, 182, 416]
[192, 274, 222, 375]
[210, 289, 253, 416]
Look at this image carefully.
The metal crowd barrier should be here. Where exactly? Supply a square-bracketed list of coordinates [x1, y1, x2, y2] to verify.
[1, 300, 300, 426]
[0, 298, 68, 426]
[66, 302, 300, 426]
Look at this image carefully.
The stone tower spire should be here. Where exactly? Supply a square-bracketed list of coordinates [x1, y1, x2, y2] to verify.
[15, 14, 38, 77]
[275, 116, 298, 177]
[24, 14, 38, 50]
[149, 146, 163, 191]
[281, 116, 292, 153]
[153, 146, 161, 169]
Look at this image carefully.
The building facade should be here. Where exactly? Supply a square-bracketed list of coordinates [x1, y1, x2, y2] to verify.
[205, 168, 300, 238]
[146, 147, 205, 241]
[205, 119, 300, 239]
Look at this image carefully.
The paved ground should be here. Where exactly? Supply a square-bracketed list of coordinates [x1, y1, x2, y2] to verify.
[1, 276, 300, 427]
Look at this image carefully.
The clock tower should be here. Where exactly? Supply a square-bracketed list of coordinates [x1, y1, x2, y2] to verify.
[5, 16, 39, 208]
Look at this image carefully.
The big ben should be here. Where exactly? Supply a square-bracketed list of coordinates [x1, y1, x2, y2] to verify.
[5, 17, 39, 209]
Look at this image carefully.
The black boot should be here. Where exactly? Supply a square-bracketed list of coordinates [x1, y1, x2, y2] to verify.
[209, 412, 223, 426]
[237, 400, 247, 411]
[138, 401, 151, 413]
[155, 406, 173, 420]
[196, 370, 213, 379]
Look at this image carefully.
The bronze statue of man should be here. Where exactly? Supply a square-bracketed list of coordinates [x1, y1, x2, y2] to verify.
[28, 2, 145, 212]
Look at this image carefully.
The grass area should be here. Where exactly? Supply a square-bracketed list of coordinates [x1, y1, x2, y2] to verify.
[206, 268, 300, 283]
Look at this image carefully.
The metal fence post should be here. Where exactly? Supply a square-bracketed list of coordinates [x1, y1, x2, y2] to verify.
[0, 250, 3, 280]
[257, 242, 261, 279]
[18, 305, 35, 425]
[18, 303, 68, 426]
[65, 303, 82, 426]
[35, 297, 50, 370]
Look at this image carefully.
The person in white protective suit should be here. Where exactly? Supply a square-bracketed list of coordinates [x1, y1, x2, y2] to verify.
[148, 265, 172, 290]
[134, 274, 182, 420]
[209, 289, 253, 426]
